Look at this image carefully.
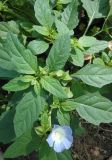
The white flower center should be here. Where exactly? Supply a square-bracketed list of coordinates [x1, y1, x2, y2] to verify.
[52, 127, 65, 141]
[54, 132, 62, 140]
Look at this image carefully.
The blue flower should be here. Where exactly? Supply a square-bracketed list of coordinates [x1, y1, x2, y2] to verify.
[46, 125, 73, 153]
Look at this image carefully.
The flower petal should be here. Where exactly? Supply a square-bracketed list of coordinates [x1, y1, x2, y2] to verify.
[66, 135, 73, 143]
[46, 133, 54, 147]
[53, 125, 60, 130]
[46, 125, 73, 153]
[62, 137, 73, 150]
[53, 141, 65, 153]
[62, 126, 72, 135]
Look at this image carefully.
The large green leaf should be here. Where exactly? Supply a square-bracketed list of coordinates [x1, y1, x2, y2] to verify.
[39, 141, 73, 160]
[40, 76, 67, 99]
[34, 0, 53, 27]
[78, 36, 106, 47]
[57, 110, 70, 125]
[61, 100, 78, 111]
[4, 130, 41, 158]
[71, 80, 97, 98]
[46, 34, 70, 71]
[55, 19, 73, 36]
[0, 67, 19, 78]
[14, 91, 46, 137]
[5, 33, 37, 74]
[0, 33, 37, 74]
[61, 0, 79, 30]
[0, 21, 19, 39]
[81, 0, 110, 19]
[78, 36, 108, 54]
[0, 110, 15, 144]
[71, 80, 111, 98]
[0, 43, 15, 71]
[75, 93, 112, 125]
[33, 25, 50, 36]
[2, 77, 30, 91]
[28, 40, 49, 55]
[72, 64, 112, 88]
[86, 41, 108, 54]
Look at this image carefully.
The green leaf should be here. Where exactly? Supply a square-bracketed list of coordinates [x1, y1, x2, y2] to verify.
[93, 58, 105, 66]
[78, 36, 108, 54]
[102, 52, 110, 63]
[28, 40, 49, 55]
[109, 1, 112, 17]
[81, 0, 110, 19]
[58, 0, 72, 4]
[4, 130, 41, 158]
[20, 21, 33, 32]
[46, 34, 70, 71]
[57, 110, 70, 125]
[71, 48, 84, 67]
[86, 41, 108, 54]
[35, 111, 51, 136]
[0, 33, 37, 74]
[78, 36, 98, 47]
[19, 75, 35, 83]
[0, 43, 15, 71]
[61, 100, 78, 111]
[75, 93, 112, 125]
[9, 0, 27, 6]
[39, 141, 73, 160]
[40, 112, 51, 131]
[61, 0, 79, 30]
[71, 81, 86, 98]
[34, 81, 41, 95]
[71, 80, 96, 98]
[55, 19, 73, 36]
[64, 87, 73, 98]
[34, 0, 53, 27]
[71, 80, 110, 97]
[0, 21, 19, 39]
[7, 33, 37, 74]
[14, 91, 46, 137]
[72, 64, 112, 88]
[56, 150, 73, 160]
[2, 77, 30, 91]
[40, 76, 67, 99]
[0, 67, 19, 78]
[33, 25, 50, 36]
[71, 116, 86, 137]
[0, 109, 15, 144]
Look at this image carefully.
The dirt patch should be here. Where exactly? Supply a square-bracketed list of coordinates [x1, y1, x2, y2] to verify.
[72, 123, 112, 160]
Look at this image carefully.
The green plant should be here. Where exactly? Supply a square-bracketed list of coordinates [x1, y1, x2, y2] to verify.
[0, 0, 112, 159]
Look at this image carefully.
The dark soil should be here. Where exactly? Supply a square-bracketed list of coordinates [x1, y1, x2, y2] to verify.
[73, 123, 112, 160]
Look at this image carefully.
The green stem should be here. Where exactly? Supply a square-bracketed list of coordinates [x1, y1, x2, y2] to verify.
[83, 12, 95, 36]
[93, 10, 112, 37]
[3, 0, 9, 5]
